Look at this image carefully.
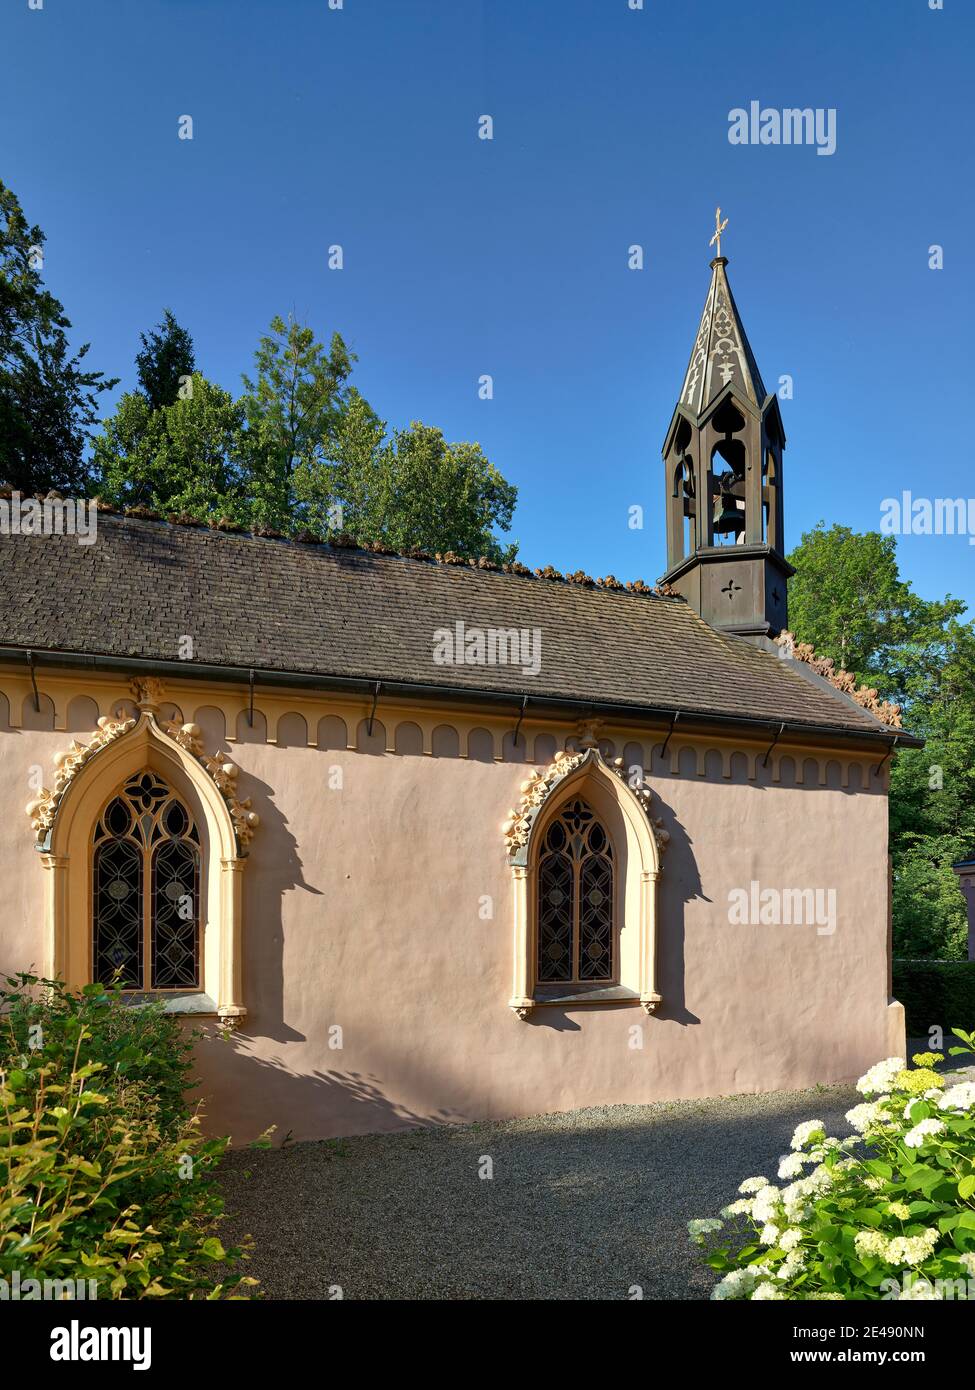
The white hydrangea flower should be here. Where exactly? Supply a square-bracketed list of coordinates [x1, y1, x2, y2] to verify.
[759, 1222, 781, 1246]
[780, 1185, 812, 1222]
[888, 1202, 911, 1221]
[737, 1176, 771, 1194]
[809, 1164, 836, 1192]
[778, 1249, 806, 1280]
[721, 1198, 754, 1217]
[846, 1102, 887, 1133]
[863, 1175, 886, 1191]
[752, 1185, 782, 1225]
[886, 1228, 939, 1267]
[780, 1166, 833, 1223]
[854, 1230, 889, 1260]
[856, 1057, 905, 1097]
[687, 1218, 724, 1240]
[790, 1119, 826, 1150]
[937, 1082, 975, 1113]
[777, 1152, 808, 1179]
[904, 1118, 946, 1148]
[711, 1264, 773, 1300]
[779, 1227, 803, 1251]
[958, 1253, 975, 1276]
[751, 1281, 787, 1300]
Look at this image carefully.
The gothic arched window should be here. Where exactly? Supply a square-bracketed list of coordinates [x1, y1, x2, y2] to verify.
[537, 798, 615, 983]
[92, 770, 201, 991]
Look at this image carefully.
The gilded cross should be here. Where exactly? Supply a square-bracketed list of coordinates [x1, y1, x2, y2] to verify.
[710, 206, 728, 258]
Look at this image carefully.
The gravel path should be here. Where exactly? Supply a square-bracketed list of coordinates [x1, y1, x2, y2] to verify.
[218, 1083, 860, 1300]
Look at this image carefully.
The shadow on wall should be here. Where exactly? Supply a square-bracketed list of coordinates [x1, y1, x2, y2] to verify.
[653, 786, 705, 1029]
[191, 1026, 471, 1141]
[235, 761, 322, 1046]
[528, 783, 703, 1034]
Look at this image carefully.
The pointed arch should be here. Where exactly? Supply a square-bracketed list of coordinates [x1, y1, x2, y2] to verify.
[505, 747, 665, 1019]
[33, 705, 250, 1029]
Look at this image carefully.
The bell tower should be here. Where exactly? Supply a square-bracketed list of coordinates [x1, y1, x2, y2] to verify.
[659, 211, 792, 642]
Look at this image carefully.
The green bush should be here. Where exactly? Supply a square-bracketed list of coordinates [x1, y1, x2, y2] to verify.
[689, 1030, 975, 1300]
[0, 973, 256, 1299]
[894, 960, 975, 1037]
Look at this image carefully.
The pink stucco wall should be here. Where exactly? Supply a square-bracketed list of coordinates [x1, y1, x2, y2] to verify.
[0, 714, 893, 1142]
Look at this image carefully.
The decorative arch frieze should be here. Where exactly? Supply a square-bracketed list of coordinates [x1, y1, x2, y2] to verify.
[505, 722, 667, 1020]
[23, 677, 255, 1029]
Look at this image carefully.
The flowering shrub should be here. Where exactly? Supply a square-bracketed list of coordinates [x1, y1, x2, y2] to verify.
[689, 1029, 975, 1300]
[1, 974, 256, 1299]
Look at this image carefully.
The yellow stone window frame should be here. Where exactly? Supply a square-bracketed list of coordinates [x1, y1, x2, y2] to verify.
[27, 680, 253, 1029]
[504, 737, 666, 1019]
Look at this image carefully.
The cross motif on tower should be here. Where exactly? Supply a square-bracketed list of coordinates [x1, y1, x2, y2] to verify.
[709, 206, 728, 258]
[721, 579, 741, 602]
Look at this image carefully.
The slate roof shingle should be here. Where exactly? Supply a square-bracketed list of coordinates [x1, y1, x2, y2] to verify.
[0, 515, 907, 743]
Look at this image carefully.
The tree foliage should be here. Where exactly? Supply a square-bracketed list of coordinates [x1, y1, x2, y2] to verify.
[788, 523, 975, 960]
[135, 308, 195, 411]
[0, 180, 117, 494]
[328, 404, 518, 562]
[92, 374, 246, 521]
[93, 311, 519, 559]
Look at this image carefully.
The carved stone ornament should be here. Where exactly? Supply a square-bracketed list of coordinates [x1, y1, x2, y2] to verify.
[502, 725, 670, 864]
[160, 719, 260, 853]
[129, 675, 167, 711]
[26, 712, 138, 840]
[775, 631, 902, 729]
[217, 1006, 247, 1032]
[25, 678, 261, 856]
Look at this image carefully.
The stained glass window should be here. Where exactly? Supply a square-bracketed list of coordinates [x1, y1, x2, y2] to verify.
[537, 798, 615, 984]
[93, 771, 200, 991]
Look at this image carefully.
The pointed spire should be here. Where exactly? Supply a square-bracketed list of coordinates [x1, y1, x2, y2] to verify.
[678, 217, 767, 417]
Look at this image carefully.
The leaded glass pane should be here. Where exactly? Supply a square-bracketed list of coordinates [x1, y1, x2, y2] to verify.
[92, 770, 201, 992]
[93, 837, 142, 987]
[538, 851, 573, 981]
[151, 838, 200, 989]
[536, 797, 615, 985]
[579, 851, 613, 980]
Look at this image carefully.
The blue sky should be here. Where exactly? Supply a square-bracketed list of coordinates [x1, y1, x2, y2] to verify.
[3, 0, 971, 611]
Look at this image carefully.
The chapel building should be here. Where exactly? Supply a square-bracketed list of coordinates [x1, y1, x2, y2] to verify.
[0, 247, 914, 1140]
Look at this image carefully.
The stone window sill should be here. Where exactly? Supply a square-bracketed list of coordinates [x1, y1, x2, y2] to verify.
[121, 991, 218, 1017]
[532, 984, 641, 1006]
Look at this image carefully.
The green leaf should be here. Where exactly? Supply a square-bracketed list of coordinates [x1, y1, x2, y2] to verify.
[851, 1208, 882, 1227]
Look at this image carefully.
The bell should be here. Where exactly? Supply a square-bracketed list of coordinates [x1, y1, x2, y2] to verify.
[713, 491, 745, 536]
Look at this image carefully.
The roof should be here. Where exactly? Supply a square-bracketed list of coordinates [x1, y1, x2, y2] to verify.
[0, 513, 909, 745]
[678, 256, 768, 416]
